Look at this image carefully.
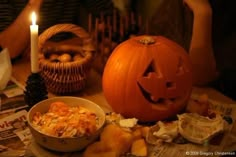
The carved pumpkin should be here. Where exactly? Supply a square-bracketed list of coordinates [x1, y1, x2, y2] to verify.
[102, 35, 193, 122]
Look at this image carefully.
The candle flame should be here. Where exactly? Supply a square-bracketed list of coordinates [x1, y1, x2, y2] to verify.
[31, 12, 37, 25]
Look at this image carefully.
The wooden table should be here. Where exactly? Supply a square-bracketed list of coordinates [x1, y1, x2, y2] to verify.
[10, 57, 236, 157]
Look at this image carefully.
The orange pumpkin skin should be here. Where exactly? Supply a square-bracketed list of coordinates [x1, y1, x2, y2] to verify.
[102, 36, 193, 122]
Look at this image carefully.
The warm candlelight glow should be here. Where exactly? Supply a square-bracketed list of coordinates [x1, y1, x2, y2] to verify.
[30, 11, 39, 73]
[31, 12, 37, 25]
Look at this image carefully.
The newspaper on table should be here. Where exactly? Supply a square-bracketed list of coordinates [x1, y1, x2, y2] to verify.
[0, 79, 27, 116]
[148, 94, 236, 157]
[0, 110, 31, 157]
[0, 110, 31, 142]
[0, 80, 30, 156]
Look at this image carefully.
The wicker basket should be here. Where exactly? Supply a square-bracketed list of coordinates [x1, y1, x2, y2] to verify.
[38, 23, 94, 95]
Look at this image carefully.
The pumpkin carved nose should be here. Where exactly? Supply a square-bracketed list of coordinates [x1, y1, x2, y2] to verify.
[137, 72, 165, 102]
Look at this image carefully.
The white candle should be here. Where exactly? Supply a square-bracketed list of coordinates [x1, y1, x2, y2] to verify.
[30, 12, 39, 73]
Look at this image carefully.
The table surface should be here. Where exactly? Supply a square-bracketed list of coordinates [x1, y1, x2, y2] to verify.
[7, 57, 236, 156]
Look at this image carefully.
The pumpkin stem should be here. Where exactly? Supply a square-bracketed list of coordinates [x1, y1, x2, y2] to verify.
[139, 36, 155, 45]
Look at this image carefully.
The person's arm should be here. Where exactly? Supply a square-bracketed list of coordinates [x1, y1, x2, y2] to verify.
[0, 0, 43, 59]
[184, 0, 218, 86]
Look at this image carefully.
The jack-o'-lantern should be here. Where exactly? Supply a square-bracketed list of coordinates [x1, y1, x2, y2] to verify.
[102, 35, 193, 122]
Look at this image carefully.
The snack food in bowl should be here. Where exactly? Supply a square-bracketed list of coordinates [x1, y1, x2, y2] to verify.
[27, 96, 106, 152]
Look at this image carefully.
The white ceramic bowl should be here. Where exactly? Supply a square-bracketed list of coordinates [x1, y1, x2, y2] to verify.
[27, 96, 106, 152]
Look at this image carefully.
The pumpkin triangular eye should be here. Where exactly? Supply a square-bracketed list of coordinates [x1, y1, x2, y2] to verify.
[143, 60, 158, 77]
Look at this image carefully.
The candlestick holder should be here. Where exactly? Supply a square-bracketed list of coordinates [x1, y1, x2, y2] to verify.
[24, 72, 48, 108]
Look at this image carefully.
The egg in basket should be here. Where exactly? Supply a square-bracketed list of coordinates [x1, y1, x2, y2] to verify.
[38, 24, 95, 95]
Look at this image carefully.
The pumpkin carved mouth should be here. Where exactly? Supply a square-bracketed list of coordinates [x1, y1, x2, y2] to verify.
[137, 82, 177, 105]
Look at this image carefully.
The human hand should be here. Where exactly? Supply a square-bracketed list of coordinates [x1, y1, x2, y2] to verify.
[183, 0, 212, 16]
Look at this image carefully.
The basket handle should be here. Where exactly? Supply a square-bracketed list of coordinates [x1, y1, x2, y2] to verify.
[38, 24, 91, 54]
